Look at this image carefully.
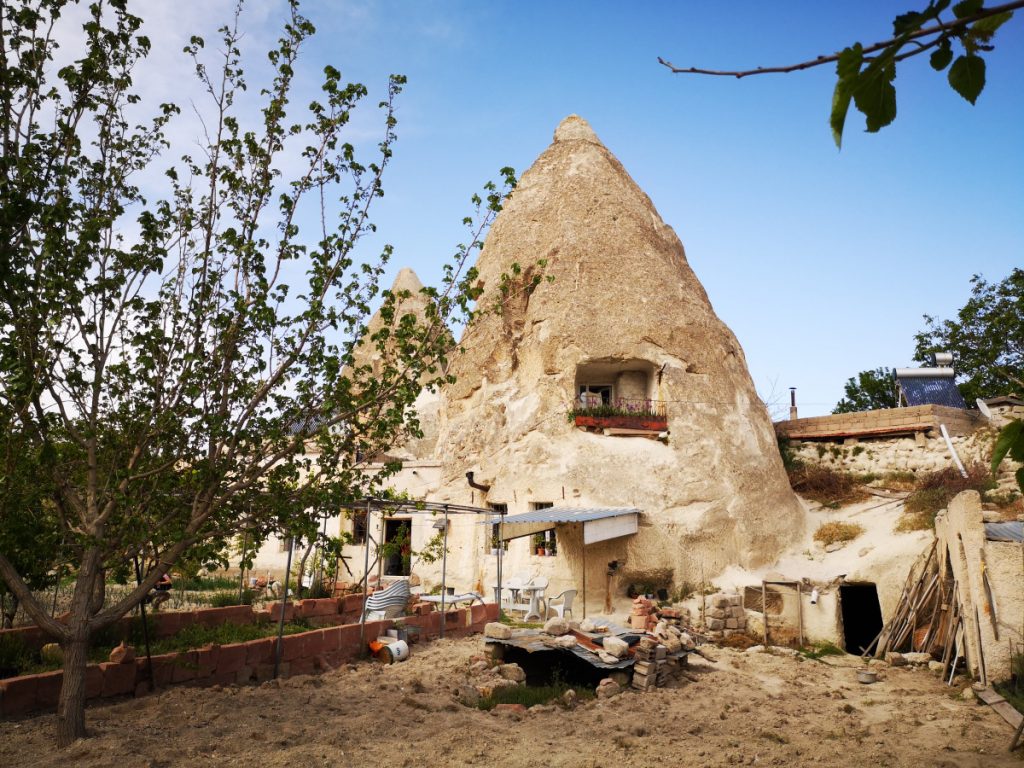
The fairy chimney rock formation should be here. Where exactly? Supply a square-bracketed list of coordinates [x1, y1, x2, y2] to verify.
[353, 267, 441, 460]
[432, 115, 803, 581]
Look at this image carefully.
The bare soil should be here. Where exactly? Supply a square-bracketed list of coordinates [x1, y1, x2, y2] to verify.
[1, 637, 1020, 767]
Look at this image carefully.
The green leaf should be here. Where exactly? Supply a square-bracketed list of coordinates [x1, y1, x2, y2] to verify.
[972, 10, 1014, 34]
[953, 0, 983, 18]
[948, 54, 986, 104]
[930, 38, 953, 70]
[852, 57, 897, 133]
[1017, 467, 1024, 495]
[830, 45, 863, 148]
[991, 419, 1023, 475]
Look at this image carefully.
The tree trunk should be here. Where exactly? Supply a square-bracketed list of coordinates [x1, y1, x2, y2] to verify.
[56, 631, 90, 747]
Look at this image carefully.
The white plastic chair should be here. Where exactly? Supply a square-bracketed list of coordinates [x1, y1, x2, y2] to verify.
[545, 589, 576, 619]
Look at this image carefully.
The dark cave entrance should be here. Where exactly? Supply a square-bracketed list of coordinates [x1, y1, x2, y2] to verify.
[840, 583, 884, 655]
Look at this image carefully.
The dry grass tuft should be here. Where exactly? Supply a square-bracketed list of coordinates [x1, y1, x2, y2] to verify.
[786, 464, 867, 506]
[813, 521, 865, 546]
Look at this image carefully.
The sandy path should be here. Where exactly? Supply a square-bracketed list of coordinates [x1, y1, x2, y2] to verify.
[1, 638, 1019, 768]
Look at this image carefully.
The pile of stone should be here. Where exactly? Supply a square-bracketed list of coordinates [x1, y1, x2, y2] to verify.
[631, 637, 687, 691]
[703, 592, 747, 639]
[629, 596, 657, 631]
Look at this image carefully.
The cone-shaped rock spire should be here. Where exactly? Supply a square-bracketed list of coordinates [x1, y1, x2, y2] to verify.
[431, 116, 803, 593]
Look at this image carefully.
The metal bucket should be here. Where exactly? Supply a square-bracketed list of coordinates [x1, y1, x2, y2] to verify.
[380, 640, 410, 664]
[857, 668, 877, 684]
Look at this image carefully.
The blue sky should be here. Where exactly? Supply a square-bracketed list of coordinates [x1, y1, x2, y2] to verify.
[130, 1, 1023, 417]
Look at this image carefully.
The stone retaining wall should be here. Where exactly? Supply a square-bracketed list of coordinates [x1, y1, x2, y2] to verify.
[0, 600, 498, 718]
[776, 405, 985, 441]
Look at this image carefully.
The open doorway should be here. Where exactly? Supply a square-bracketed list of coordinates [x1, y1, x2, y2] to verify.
[839, 583, 883, 655]
[383, 518, 411, 576]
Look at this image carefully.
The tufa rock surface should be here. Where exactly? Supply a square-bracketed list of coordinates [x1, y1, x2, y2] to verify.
[431, 114, 803, 594]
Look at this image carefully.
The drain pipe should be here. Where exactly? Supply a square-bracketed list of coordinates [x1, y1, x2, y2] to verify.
[939, 424, 969, 479]
[466, 471, 491, 493]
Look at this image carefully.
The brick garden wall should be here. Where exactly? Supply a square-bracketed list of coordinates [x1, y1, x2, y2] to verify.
[0, 598, 498, 718]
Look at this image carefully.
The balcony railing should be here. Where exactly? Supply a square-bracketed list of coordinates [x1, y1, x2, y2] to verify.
[569, 397, 668, 431]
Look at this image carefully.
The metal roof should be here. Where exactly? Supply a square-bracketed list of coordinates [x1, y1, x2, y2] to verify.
[485, 506, 641, 525]
[984, 521, 1024, 543]
[897, 376, 967, 409]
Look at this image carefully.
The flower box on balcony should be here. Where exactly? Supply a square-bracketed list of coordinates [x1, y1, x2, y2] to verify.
[574, 414, 667, 431]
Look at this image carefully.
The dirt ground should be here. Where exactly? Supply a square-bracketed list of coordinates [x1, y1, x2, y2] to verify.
[1, 636, 1020, 768]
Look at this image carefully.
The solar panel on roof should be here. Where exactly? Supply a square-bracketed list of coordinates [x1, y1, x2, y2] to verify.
[897, 376, 967, 409]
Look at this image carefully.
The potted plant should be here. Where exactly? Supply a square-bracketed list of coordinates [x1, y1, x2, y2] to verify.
[533, 533, 546, 556]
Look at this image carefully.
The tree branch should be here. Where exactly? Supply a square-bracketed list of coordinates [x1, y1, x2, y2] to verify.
[658, 1, 1024, 77]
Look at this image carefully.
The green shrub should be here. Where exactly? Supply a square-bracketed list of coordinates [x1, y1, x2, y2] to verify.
[800, 641, 846, 660]
[897, 464, 994, 531]
[0, 633, 32, 677]
[172, 574, 239, 591]
[207, 589, 256, 607]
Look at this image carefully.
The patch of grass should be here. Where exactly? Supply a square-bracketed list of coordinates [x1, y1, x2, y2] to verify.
[876, 471, 917, 491]
[813, 521, 865, 546]
[800, 641, 846, 660]
[758, 729, 789, 744]
[174, 574, 239, 592]
[207, 588, 256, 607]
[897, 464, 995, 531]
[786, 464, 867, 506]
[477, 681, 593, 711]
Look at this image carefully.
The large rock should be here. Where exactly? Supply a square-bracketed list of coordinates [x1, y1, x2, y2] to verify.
[498, 663, 526, 683]
[543, 617, 570, 636]
[602, 636, 629, 659]
[484, 622, 512, 640]
[430, 114, 803, 590]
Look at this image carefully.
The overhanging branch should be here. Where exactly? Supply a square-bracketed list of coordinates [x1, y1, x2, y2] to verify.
[658, 1, 1024, 78]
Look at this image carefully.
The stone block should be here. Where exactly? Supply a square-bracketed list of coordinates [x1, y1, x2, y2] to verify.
[713, 596, 729, 610]
[279, 632, 307, 662]
[85, 664, 104, 699]
[728, 595, 741, 607]
[320, 626, 344, 653]
[0, 675, 38, 716]
[267, 601, 295, 623]
[709, 608, 726, 619]
[341, 593, 366, 613]
[602, 636, 629, 659]
[707, 618, 725, 631]
[484, 622, 511, 640]
[289, 657, 316, 677]
[299, 598, 340, 619]
[171, 651, 198, 683]
[245, 637, 274, 667]
[498, 663, 526, 682]
[730, 606, 745, 618]
[725, 618, 738, 629]
[234, 666, 254, 685]
[216, 642, 248, 675]
[101, 661, 138, 697]
[194, 646, 219, 679]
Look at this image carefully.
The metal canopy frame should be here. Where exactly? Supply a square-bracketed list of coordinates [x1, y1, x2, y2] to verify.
[355, 497, 502, 647]
[480, 506, 642, 620]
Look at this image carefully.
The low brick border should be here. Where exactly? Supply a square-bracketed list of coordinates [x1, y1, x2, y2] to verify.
[0, 602, 498, 718]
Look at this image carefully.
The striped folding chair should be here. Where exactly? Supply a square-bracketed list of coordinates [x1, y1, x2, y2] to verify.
[361, 579, 411, 621]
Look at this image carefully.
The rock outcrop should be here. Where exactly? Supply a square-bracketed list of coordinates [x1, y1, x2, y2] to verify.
[429, 115, 803, 601]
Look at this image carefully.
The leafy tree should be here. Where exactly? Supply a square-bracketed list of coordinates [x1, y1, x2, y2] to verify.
[659, 0, 1021, 146]
[914, 268, 1023, 404]
[0, 0, 510, 745]
[833, 367, 897, 413]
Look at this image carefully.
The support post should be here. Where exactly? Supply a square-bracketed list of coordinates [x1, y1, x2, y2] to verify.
[133, 555, 154, 692]
[439, 505, 450, 639]
[359, 499, 372, 653]
[238, 529, 249, 604]
[273, 536, 294, 679]
[797, 583, 804, 648]
[762, 582, 769, 646]
[496, 510, 504, 615]
[582, 524, 587, 620]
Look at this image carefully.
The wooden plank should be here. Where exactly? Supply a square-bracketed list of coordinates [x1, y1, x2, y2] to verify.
[975, 687, 1023, 730]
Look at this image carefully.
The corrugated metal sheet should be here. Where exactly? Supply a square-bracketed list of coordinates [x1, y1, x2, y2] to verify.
[483, 506, 641, 525]
[985, 521, 1024, 542]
